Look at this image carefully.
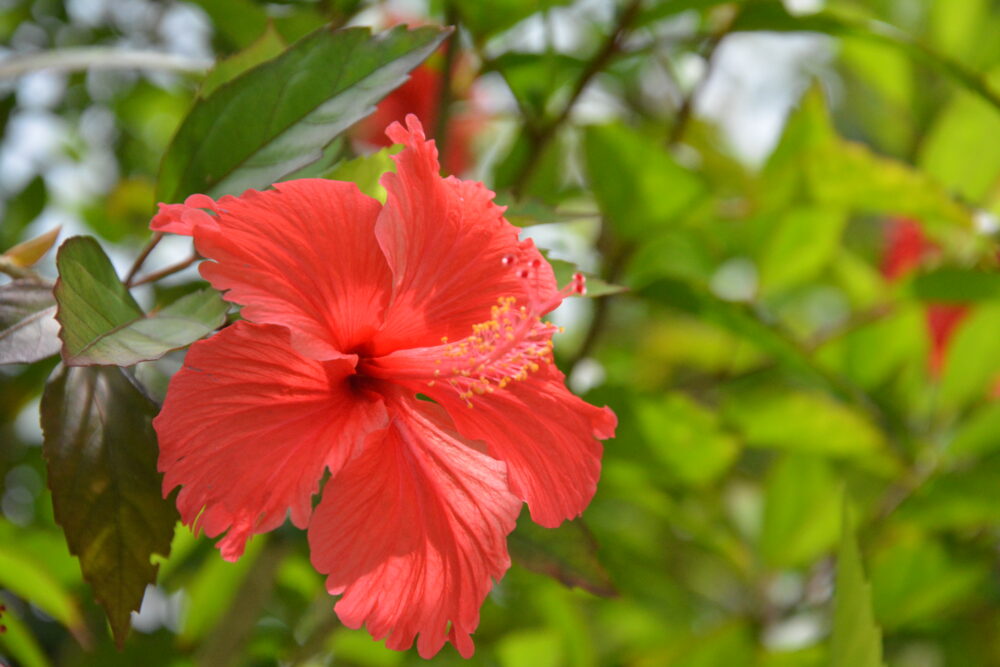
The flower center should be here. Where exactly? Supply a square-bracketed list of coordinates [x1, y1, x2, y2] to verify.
[362, 257, 586, 406]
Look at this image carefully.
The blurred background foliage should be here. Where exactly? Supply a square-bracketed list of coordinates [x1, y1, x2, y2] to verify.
[1, 0, 1000, 665]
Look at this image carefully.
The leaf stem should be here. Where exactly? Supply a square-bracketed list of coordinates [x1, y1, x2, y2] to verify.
[123, 232, 164, 286]
[128, 253, 199, 288]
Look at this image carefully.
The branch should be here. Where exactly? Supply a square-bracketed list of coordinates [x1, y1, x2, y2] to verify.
[433, 3, 460, 163]
[668, 7, 740, 146]
[123, 232, 164, 286]
[128, 253, 199, 288]
[511, 0, 643, 196]
[0, 48, 213, 79]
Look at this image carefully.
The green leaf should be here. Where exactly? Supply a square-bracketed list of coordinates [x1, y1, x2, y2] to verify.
[759, 206, 847, 292]
[55, 237, 227, 366]
[641, 277, 846, 398]
[723, 390, 888, 463]
[198, 23, 286, 99]
[54, 236, 143, 358]
[0, 545, 84, 637]
[67, 289, 228, 367]
[919, 67, 1000, 203]
[157, 24, 450, 204]
[939, 303, 1000, 407]
[508, 517, 616, 598]
[761, 455, 841, 568]
[584, 123, 705, 240]
[870, 534, 987, 630]
[0, 603, 51, 667]
[0, 280, 61, 364]
[635, 393, 740, 486]
[323, 146, 398, 203]
[830, 502, 884, 667]
[908, 269, 1000, 302]
[40, 364, 178, 647]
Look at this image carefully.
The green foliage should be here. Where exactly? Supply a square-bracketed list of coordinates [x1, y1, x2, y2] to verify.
[830, 503, 884, 667]
[40, 365, 177, 647]
[1, 1, 999, 665]
[157, 24, 450, 203]
[54, 237, 227, 366]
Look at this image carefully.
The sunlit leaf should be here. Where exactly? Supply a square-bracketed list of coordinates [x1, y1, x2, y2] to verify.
[323, 146, 398, 203]
[723, 389, 888, 464]
[41, 364, 177, 647]
[761, 455, 840, 567]
[584, 123, 705, 240]
[0, 545, 85, 639]
[0, 280, 61, 364]
[830, 502, 884, 667]
[759, 207, 847, 292]
[55, 237, 227, 366]
[157, 24, 450, 203]
[635, 393, 740, 486]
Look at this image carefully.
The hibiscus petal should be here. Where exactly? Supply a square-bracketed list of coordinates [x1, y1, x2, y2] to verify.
[155, 321, 387, 561]
[308, 397, 521, 658]
[430, 363, 616, 528]
[155, 180, 391, 360]
[372, 115, 560, 355]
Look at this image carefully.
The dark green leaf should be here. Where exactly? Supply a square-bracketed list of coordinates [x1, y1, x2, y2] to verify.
[759, 207, 847, 292]
[198, 23, 286, 99]
[0, 280, 61, 364]
[455, 0, 572, 41]
[830, 501, 884, 667]
[509, 518, 616, 598]
[55, 237, 227, 366]
[41, 364, 178, 647]
[157, 24, 450, 204]
[909, 269, 1000, 302]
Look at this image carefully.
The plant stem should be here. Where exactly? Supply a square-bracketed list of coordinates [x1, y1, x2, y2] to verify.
[668, 7, 739, 146]
[433, 4, 460, 164]
[511, 0, 642, 197]
[123, 232, 163, 286]
[0, 48, 213, 79]
[128, 253, 199, 288]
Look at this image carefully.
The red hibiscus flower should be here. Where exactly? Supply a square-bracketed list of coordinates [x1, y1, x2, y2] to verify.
[882, 217, 968, 377]
[149, 116, 615, 658]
